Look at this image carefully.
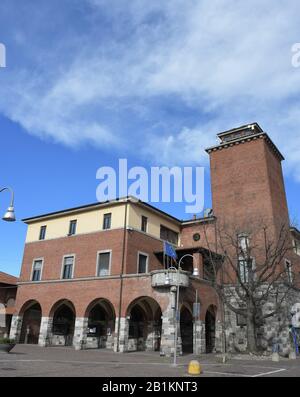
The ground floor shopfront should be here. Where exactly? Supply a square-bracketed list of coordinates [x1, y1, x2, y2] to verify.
[9, 272, 222, 356]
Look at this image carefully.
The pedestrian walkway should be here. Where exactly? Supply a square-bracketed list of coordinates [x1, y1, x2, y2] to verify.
[0, 345, 298, 377]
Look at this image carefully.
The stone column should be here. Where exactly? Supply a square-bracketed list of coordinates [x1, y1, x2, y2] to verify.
[160, 308, 175, 357]
[193, 319, 205, 354]
[38, 317, 53, 347]
[215, 319, 224, 353]
[73, 317, 88, 350]
[114, 317, 129, 353]
[9, 315, 22, 342]
[105, 321, 115, 350]
[145, 322, 155, 351]
[160, 287, 182, 357]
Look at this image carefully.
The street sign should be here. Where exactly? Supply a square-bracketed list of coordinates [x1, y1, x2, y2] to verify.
[193, 302, 201, 319]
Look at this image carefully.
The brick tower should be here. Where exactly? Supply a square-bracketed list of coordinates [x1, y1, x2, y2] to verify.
[205, 123, 290, 232]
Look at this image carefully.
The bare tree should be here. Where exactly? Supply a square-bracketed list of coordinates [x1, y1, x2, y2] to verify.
[202, 219, 298, 353]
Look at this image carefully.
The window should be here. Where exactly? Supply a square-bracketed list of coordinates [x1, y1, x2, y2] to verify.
[294, 239, 300, 256]
[62, 256, 74, 279]
[32, 260, 43, 281]
[238, 258, 254, 284]
[160, 225, 178, 245]
[68, 220, 77, 236]
[103, 213, 111, 230]
[97, 251, 111, 276]
[141, 216, 148, 233]
[238, 234, 250, 253]
[137, 253, 148, 274]
[285, 260, 293, 283]
[39, 225, 47, 240]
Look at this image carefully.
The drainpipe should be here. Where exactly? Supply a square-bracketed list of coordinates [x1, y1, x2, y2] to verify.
[116, 199, 129, 352]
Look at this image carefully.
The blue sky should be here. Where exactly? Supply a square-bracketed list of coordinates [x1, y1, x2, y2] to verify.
[0, 0, 299, 276]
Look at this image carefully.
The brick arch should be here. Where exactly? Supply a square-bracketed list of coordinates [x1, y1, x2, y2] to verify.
[48, 299, 76, 318]
[84, 298, 116, 319]
[126, 296, 162, 320]
[19, 299, 43, 316]
[180, 302, 193, 316]
[200, 299, 220, 321]
[18, 300, 42, 345]
[206, 304, 217, 316]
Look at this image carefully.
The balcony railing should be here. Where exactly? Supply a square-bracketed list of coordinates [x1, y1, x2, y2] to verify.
[151, 269, 190, 288]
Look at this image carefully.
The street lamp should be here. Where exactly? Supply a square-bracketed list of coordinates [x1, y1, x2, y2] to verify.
[165, 254, 199, 366]
[0, 187, 16, 222]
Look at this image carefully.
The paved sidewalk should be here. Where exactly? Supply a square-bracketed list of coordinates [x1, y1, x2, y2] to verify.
[0, 345, 299, 377]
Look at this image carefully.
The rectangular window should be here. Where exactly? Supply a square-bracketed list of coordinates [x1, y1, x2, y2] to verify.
[39, 225, 47, 240]
[238, 258, 253, 284]
[294, 239, 300, 256]
[62, 256, 74, 279]
[32, 260, 43, 281]
[141, 216, 148, 233]
[97, 251, 111, 276]
[285, 260, 293, 283]
[160, 225, 178, 245]
[103, 213, 112, 230]
[138, 253, 148, 274]
[238, 234, 250, 253]
[68, 220, 77, 236]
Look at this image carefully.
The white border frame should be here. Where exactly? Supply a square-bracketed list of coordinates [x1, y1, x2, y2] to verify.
[96, 249, 112, 277]
[30, 257, 44, 282]
[61, 254, 76, 280]
[137, 251, 149, 274]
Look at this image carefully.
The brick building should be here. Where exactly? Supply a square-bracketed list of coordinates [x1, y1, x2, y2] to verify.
[0, 271, 18, 338]
[9, 123, 300, 355]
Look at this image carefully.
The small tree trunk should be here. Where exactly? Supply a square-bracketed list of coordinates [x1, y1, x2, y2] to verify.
[246, 315, 257, 353]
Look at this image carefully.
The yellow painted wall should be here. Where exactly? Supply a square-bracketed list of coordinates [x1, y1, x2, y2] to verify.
[25, 201, 181, 244]
[128, 204, 181, 245]
[25, 204, 127, 243]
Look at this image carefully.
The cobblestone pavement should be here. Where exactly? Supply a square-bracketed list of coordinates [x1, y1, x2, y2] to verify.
[0, 345, 299, 377]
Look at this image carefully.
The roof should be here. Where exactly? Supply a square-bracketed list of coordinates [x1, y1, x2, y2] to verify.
[181, 216, 216, 226]
[205, 123, 285, 161]
[217, 122, 263, 139]
[0, 271, 18, 285]
[290, 227, 300, 237]
[22, 196, 182, 225]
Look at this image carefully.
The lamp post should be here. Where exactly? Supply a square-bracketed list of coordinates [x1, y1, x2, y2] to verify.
[0, 187, 16, 222]
[165, 254, 199, 367]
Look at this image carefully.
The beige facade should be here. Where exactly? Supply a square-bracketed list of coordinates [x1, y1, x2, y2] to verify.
[25, 198, 181, 245]
[127, 203, 181, 242]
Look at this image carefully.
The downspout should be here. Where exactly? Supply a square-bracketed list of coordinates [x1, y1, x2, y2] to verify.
[116, 199, 129, 352]
[215, 216, 227, 356]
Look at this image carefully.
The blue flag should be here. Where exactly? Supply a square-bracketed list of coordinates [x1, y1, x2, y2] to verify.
[164, 241, 177, 259]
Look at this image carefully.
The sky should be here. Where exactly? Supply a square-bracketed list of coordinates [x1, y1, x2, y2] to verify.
[0, 0, 299, 276]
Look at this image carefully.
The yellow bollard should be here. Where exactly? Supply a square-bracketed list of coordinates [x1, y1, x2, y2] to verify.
[188, 360, 202, 375]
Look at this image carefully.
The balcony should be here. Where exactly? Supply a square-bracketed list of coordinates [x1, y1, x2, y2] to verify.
[151, 269, 190, 289]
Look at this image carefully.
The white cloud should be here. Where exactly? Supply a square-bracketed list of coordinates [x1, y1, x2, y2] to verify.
[1, 0, 300, 179]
